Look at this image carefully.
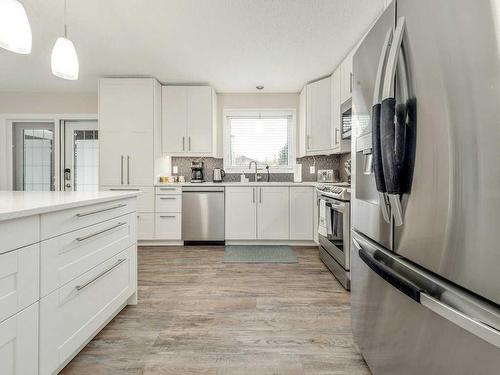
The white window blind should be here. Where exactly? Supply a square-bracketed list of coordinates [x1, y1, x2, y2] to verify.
[225, 111, 294, 171]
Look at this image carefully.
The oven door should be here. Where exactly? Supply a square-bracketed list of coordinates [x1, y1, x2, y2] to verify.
[318, 197, 350, 270]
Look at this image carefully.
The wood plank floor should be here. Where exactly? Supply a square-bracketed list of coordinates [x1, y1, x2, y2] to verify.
[61, 246, 370, 374]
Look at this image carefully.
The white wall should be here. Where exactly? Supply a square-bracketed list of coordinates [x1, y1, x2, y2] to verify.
[216, 92, 299, 157]
[0, 92, 98, 189]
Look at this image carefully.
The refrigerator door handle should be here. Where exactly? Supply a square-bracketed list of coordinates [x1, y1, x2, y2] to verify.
[420, 294, 500, 349]
[353, 237, 422, 302]
[372, 28, 393, 224]
[382, 17, 406, 100]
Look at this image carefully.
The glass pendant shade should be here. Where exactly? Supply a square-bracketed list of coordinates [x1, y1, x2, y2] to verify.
[51, 37, 79, 80]
[0, 0, 32, 54]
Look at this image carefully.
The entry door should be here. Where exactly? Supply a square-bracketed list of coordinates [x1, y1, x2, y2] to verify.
[63, 121, 99, 191]
[13, 122, 55, 191]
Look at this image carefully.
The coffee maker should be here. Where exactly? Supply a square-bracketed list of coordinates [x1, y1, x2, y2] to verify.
[190, 161, 205, 183]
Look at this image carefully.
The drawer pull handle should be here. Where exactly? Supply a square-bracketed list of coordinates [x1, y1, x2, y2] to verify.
[109, 188, 140, 191]
[159, 197, 177, 200]
[160, 188, 177, 191]
[160, 215, 176, 218]
[75, 258, 127, 291]
[76, 222, 127, 242]
[76, 203, 127, 217]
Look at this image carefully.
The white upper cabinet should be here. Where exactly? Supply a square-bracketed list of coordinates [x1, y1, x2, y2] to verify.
[162, 85, 216, 156]
[306, 76, 333, 153]
[99, 78, 159, 186]
[340, 49, 354, 104]
[332, 67, 342, 150]
[297, 86, 307, 158]
[161, 86, 187, 153]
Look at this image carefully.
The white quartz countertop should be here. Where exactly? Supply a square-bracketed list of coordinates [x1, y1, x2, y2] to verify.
[155, 181, 328, 187]
[0, 191, 141, 222]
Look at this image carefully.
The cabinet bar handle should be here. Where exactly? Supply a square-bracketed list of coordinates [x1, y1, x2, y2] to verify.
[160, 187, 177, 191]
[76, 203, 127, 217]
[350, 72, 353, 93]
[76, 222, 126, 242]
[182, 136, 185, 151]
[160, 197, 177, 200]
[127, 155, 130, 185]
[259, 187, 263, 203]
[188, 136, 191, 151]
[160, 215, 176, 218]
[75, 258, 127, 291]
[109, 188, 140, 191]
[120, 155, 124, 184]
[252, 188, 255, 203]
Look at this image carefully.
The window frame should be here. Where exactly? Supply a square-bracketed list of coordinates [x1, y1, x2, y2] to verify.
[223, 109, 296, 174]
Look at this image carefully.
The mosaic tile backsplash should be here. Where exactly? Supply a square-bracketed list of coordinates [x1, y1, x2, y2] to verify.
[171, 154, 351, 183]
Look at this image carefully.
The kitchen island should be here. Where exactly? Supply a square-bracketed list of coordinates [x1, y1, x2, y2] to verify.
[0, 191, 140, 375]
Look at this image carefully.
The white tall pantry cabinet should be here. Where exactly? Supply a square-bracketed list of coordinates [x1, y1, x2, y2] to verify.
[99, 78, 161, 240]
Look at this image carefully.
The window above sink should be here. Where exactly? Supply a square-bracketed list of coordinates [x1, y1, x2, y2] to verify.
[223, 109, 296, 173]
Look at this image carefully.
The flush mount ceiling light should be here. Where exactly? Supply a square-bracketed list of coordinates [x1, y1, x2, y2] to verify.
[0, 0, 32, 54]
[256, 85, 264, 90]
[51, 0, 79, 80]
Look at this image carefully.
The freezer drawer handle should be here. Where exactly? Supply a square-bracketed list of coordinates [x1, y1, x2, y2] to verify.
[355, 240, 421, 302]
[76, 203, 127, 217]
[420, 294, 500, 349]
[75, 258, 127, 291]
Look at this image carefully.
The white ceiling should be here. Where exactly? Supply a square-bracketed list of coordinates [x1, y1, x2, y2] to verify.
[0, 0, 385, 93]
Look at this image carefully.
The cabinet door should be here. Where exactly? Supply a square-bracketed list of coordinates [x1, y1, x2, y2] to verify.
[297, 87, 307, 157]
[0, 303, 39, 375]
[306, 77, 333, 152]
[155, 213, 182, 240]
[124, 130, 154, 185]
[340, 51, 354, 104]
[137, 213, 154, 240]
[187, 86, 213, 154]
[225, 187, 257, 240]
[162, 86, 187, 153]
[99, 131, 127, 186]
[331, 67, 342, 150]
[99, 78, 155, 133]
[257, 187, 289, 240]
[289, 187, 314, 240]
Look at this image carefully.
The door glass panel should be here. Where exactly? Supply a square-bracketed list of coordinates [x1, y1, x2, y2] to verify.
[13, 122, 55, 191]
[73, 129, 99, 191]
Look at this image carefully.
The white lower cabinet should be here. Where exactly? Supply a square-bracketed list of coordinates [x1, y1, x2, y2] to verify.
[290, 187, 314, 240]
[0, 303, 39, 375]
[257, 187, 289, 240]
[137, 213, 155, 240]
[225, 187, 257, 240]
[39, 246, 134, 375]
[225, 186, 312, 241]
[155, 213, 182, 240]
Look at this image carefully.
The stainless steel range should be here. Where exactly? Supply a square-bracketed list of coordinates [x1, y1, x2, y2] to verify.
[316, 183, 351, 290]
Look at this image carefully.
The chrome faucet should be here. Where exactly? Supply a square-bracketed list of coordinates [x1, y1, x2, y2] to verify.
[249, 161, 259, 182]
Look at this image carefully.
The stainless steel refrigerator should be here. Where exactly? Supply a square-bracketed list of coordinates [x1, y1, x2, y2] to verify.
[351, 0, 500, 373]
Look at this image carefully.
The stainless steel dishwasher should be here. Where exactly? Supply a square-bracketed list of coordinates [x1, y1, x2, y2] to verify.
[182, 185, 225, 245]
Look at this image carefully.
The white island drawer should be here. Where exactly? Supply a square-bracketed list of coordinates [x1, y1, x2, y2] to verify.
[0, 216, 39, 255]
[0, 244, 39, 323]
[0, 303, 39, 375]
[155, 194, 182, 213]
[41, 197, 136, 240]
[101, 186, 153, 212]
[39, 246, 134, 375]
[40, 213, 136, 297]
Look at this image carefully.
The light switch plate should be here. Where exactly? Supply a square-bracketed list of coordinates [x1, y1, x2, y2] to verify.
[310, 165, 315, 174]
[173, 166, 178, 174]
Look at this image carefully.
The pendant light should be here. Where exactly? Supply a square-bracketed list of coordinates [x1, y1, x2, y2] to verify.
[0, 0, 32, 54]
[51, 0, 79, 80]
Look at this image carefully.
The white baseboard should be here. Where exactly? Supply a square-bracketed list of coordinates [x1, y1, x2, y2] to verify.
[226, 240, 317, 246]
[138, 240, 184, 246]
